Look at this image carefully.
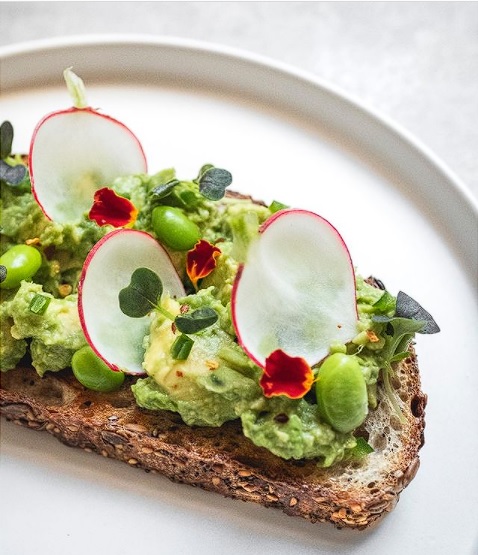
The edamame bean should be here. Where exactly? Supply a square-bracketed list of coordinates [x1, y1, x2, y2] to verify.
[152, 206, 201, 251]
[0, 244, 42, 289]
[71, 345, 125, 392]
[315, 353, 368, 433]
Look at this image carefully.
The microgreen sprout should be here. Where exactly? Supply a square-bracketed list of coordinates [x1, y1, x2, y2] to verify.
[119, 267, 219, 359]
[150, 164, 232, 205]
[118, 267, 165, 318]
[0, 121, 27, 186]
[63, 67, 88, 109]
[373, 291, 439, 420]
[0, 121, 14, 159]
[194, 164, 232, 201]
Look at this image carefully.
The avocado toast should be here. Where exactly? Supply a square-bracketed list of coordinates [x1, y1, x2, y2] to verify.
[0, 71, 438, 530]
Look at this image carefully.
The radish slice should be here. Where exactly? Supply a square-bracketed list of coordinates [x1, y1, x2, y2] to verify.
[232, 209, 358, 368]
[78, 229, 185, 374]
[29, 107, 147, 223]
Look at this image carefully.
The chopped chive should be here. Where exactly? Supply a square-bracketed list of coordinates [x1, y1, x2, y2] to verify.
[353, 436, 374, 457]
[29, 293, 51, 315]
[269, 200, 288, 213]
[170, 334, 194, 360]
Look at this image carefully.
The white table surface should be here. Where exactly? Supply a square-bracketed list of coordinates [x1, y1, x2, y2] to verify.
[1, 1, 477, 202]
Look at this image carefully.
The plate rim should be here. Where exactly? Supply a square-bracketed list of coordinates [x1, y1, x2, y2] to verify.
[1, 32, 476, 217]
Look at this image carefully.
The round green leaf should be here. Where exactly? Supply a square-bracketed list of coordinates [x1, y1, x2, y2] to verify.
[198, 167, 232, 201]
[119, 267, 163, 318]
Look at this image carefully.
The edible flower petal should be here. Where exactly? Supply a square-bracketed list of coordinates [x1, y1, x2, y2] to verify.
[186, 239, 221, 288]
[260, 349, 314, 399]
[88, 187, 138, 227]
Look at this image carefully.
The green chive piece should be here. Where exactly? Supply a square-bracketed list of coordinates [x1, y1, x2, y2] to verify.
[29, 293, 51, 315]
[170, 334, 194, 360]
[269, 200, 288, 213]
[352, 438, 374, 461]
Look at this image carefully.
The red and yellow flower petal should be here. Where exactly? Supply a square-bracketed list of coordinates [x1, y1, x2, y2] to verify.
[186, 239, 221, 288]
[88, 187, 138, 227]
[260, 349, 314, 399]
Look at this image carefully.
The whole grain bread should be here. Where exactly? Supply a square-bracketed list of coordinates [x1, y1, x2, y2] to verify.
[0, 343, 426, 530]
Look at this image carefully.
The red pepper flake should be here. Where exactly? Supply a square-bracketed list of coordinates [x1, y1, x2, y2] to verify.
[260, 349, 314, 399]
[186, 239, 221, 288]
[88, 187, 138, 227]
[366, 330, 380, 343]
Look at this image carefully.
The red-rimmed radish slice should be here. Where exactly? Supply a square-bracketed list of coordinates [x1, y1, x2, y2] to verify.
[29, 107, 147, 223]
[232, 209, 358, 368]
[78, 229, 185, 374]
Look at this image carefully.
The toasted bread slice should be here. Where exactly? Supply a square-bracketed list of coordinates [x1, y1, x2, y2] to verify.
[0, 344, 426, 530]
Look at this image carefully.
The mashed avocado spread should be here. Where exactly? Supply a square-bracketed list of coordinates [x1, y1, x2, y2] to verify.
[1, 162, 398, 467]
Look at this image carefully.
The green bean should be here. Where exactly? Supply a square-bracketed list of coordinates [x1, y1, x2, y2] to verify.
[315, 353, 368, 433]
[71, 345, 125, 392]
[0, 244, 42, 289]
[152, 206, 201, 251]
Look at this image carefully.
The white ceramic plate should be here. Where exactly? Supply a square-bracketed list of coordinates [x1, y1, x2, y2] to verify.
[1, 36, 477, 555]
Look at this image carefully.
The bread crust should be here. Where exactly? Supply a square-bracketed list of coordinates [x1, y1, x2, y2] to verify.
[0, 349, 426, 530]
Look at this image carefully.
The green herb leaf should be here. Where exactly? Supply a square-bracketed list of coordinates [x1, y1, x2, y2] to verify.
[374, 316, 425, 362]
[372, 314, 429, 424]
[170, 334, 194, 360]
[174, 307, 218, 334]
[0, 160, 27, 186]
[390, 351, 411, 364]
[196, 166, 232, 201]
[395, 291, 440, 334]
[0, 121, 14, 159]
[151, 178, 180, 199]
[119, 267, 163, 318]
[372, 291, 439, 338]
[172, 188, 198, 208]
[29, 293, 51, 315]
[372, 290, 396, 314]
[197, 164, 214, 176]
